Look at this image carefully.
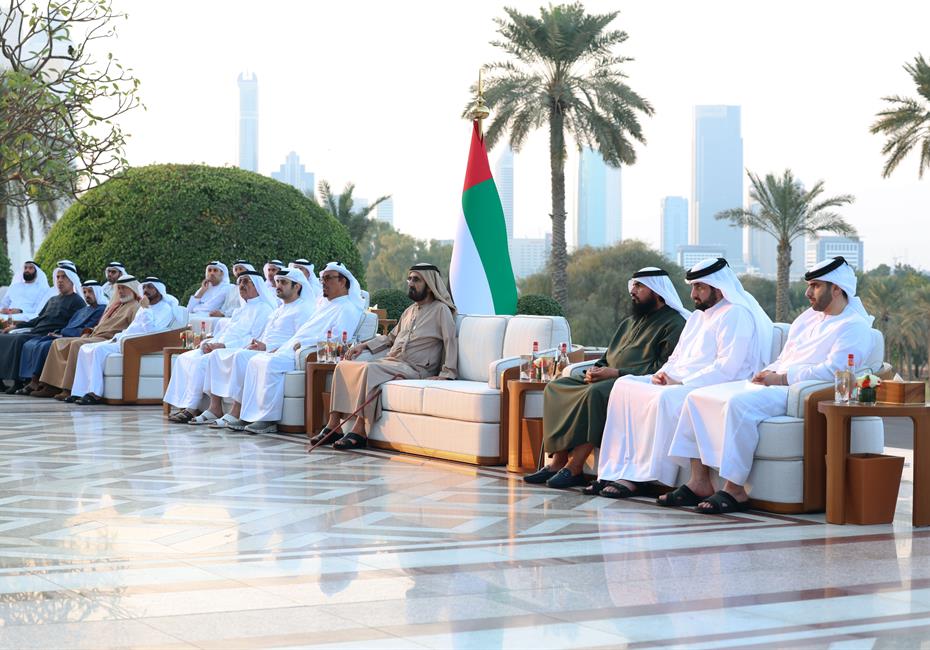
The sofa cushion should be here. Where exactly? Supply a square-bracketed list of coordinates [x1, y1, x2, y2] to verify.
[420, 380, 501, 423]
[456, 316, 508, 382]
[381, 379, 431, 415]
[755, 415, 884, 460]
[502, 316, 570, 358]
[284, 371, 305, 397]
[368, 411, 502, 459]
[103, 353, 164, 377]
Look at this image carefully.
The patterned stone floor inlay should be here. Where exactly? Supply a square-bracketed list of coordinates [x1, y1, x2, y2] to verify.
[0, 394, 925, 648]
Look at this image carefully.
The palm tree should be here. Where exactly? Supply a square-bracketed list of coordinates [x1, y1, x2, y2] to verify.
[861, 276, 924, 378]
[716, 170, 855, 321]
[308, 181, 390, 245]
[471, 3, 653, 306]
[870, 54, 930, 179]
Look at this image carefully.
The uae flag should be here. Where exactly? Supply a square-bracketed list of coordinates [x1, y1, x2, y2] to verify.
[449, 121, 518, 315]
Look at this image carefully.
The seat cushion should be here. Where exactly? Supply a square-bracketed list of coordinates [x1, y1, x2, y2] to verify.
[284, 371, 305, 397]
[420, 380, 501, 423]
[368, 411, 501, 460]
[755, 415, 884, 460]
[456, 316, 508, 382]
[380, 379, 431, 415]
[103, 353, 164, 377]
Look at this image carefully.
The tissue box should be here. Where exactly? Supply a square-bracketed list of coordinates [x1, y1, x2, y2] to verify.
[876, 381, 925, 404]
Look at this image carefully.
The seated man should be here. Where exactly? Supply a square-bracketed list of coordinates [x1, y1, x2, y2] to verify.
[33, 277, 142, 400]
[0, 262, 86, 394]
[317, 263, 457, 451]
[18, 280, 107, 395]
[194, 268, 314, 425]
[69, 276, 178, 405]
[218, 260, 256, 317]
[102, 262, 127, 302]
[588, 258, 773, 497]
[0, 260, 52, 321]
[289, 259, 323, 305]
[263, 259, 284, 290]
[236, 262, 365, 434]
[525, 267, 689, 488]
[164, 270, 276, 423]
[186, 261, 231, 316]
[667, 257, 874, 514]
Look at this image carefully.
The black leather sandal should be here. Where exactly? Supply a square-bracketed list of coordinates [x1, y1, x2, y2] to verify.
[309, 427, 339, 446]
[333, 432, 367, 450]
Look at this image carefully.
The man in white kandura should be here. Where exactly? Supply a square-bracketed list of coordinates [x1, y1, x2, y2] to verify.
[1, 260, 52, 321]
[586, 258, 773, 498]
[69, 276, 179, 405]
[196, 268, 315, 426]
[101, 262, 128, 302]
[164, 270, 277, 423]
[262, 259, 284, 291]
[288, 259, 324, 305]
[236, 262, 365, 434]
[186, 261, 232, 317]
[665, 256, 874, 514]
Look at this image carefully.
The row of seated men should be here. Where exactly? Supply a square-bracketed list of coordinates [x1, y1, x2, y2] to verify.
[0, 258, 351, 414]
[1, 254, 873, 516]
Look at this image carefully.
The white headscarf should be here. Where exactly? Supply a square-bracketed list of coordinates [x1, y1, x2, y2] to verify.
[686, 258, 774, 368]
[289, 259, 323, 302]
[627, 267, 691, 321]
[231, 259, 256, 277]
[274, 268, 313, 305]
[319, 261, 365, 310]
[13, 259, 50, 291]
[141, 276, 179, 308]
[114, 274, 142, 300]
[263, 259, 284, 288]
[105, 261, 127, 277]
[206, 260, 232, 287]
[805, 257, 874, 325]
[53, 261, 83, 301]
[237, 270, 278, 309]
[81, 280, 107, 307]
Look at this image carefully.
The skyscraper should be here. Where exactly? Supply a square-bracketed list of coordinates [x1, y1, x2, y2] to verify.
[660, 196, 688, 260]
[376, 198, 394, 227]
[271, 151, 314, 195]
[575, 147, 622, 249]
[808, 236, 864, 270]
[494, 146, 514, 244]
[238, 72, 258, 172]
[692, 105, 743, 266]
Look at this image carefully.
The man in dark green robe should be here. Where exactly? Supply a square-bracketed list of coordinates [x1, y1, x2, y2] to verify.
[526, 267, 690, 488]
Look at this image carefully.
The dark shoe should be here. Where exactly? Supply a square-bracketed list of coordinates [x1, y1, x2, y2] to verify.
[333, 432, 367, 450]
[523, 467, 558, 484]
[5, 381, 24, 395]
[695, 490, 750, 515]
[656, 484, 704, 508]
[582, 479, 608, 496]
[599, 481, 640, 499]
[76, 393, 102, 406]
[545, 468, 587, 489]
[309, 427, 339, 446]
[30, 386, 59, 398]
[64, 395, 81, 403]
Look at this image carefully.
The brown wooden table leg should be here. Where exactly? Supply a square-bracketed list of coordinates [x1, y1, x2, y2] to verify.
[825, 413, 852, 524]
[506, 380, 546, 473]
[912, 413, 930, 527]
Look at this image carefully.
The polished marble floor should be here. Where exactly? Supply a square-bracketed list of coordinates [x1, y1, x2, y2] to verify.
[0, 395, 927, 649]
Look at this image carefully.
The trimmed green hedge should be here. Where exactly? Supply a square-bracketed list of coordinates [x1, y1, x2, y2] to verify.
[369, 288, 412, 320]
[0, 246, 11, 286]
[517, 294, 564, 317]
[35, 164, 363, 302]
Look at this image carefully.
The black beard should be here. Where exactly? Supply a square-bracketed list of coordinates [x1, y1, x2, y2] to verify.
[694, 295, 719, 311]
[631, 295, 658, 316]
[810, 293, 832, 312]
[22, 271, 37, 282]
[407, 286, 428, 301]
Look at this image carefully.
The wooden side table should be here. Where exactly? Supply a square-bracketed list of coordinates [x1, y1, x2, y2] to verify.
[818, 401, 930, 526]
[506, 379, 547, 473]
[161, 347, 188, 414]
[306, 361, 337, 437]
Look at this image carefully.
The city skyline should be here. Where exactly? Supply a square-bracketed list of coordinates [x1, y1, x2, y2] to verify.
[112, 0, 930, 271]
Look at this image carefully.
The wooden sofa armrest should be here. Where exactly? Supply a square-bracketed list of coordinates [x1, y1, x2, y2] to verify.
[801, 385, 837, 512]
[120, 327, 185, 403]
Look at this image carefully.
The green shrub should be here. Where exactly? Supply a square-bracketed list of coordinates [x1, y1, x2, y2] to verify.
[0, 246, 12, 286]
[517, 294, 564, 317]
[35, 164, 364, 302]
[369, 288, 412, 320]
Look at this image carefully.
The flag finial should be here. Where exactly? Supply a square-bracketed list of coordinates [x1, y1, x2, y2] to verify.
[468, 67, 490, 130]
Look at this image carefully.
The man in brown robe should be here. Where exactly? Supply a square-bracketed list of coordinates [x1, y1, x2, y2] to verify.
[315, 263, 457, 451]
[525, 267, 689, 489]
[31, 276, 142, 399]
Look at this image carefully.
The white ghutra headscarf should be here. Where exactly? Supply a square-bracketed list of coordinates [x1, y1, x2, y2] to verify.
[628, 267, 691, 321]
[804, 256, 874, 325]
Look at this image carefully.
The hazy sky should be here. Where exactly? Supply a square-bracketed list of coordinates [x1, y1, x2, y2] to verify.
[113, 0, 930, 270]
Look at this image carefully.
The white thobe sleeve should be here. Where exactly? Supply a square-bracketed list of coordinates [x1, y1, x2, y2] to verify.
[678, 306, 755, 387]
[18, 286, 54, 321]
[786, 320, 873, 384]
[220, 304, 272, 349]
[187, 287, 227, 314]
[0, 291, 10, 311]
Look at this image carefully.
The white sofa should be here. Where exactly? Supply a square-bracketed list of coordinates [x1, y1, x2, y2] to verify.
[318, 314, 572, 465]
[519, 323, 886, 513]
[101, 306, 189, 404]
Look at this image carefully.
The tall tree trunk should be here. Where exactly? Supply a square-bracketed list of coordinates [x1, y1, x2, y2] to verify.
[774, 239, 792, 321]
[548, 107, 568, 307]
